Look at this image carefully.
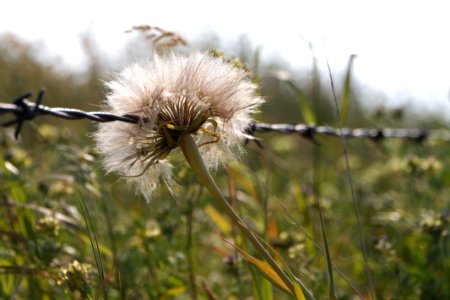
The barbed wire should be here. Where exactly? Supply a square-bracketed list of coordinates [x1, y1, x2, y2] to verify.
[1, 90, 449, 142]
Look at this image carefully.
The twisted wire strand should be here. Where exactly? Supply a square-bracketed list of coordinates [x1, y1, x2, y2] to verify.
[249, 123, 430, 140]
[0, 90, 447, 142]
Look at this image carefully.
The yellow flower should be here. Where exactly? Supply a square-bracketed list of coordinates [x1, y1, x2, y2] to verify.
[95, 52, 263, 200]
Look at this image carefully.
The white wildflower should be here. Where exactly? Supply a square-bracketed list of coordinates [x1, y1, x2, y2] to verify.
[95, 52, 263, 200]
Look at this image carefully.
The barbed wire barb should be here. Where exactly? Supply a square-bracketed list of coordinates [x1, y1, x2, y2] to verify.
[0, 90, 447, 142]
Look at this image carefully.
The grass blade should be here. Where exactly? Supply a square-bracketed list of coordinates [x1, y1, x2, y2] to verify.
[340, 55, 357, 125]
[78, 191, 108, 300]
[326, 55, 375, 299]
[316, 195, 337, 299]
[284, 80, 317, 124]
[204, 204, 232, 234]
[221, 237, 293, 296]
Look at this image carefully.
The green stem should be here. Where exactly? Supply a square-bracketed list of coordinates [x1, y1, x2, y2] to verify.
[179, 134, 295, 293]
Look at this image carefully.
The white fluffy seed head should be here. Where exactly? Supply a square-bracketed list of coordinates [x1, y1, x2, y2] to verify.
[95, 52, 264, 200]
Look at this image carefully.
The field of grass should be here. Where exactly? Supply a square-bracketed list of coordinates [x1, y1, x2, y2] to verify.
[1, 33, 449, 299]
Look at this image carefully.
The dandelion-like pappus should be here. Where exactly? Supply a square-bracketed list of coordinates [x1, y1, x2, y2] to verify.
[95, 52, 263, 199]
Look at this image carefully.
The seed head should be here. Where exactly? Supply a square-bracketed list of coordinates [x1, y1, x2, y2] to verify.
[95, 52, 263, 200]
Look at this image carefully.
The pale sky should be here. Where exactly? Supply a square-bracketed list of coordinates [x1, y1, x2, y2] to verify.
[2, 0, 450, 118]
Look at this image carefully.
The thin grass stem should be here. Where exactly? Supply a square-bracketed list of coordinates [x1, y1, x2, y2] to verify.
[186, 187, 201, 300]
[78, 192, 108, 300]
[326, 57, 376, 300]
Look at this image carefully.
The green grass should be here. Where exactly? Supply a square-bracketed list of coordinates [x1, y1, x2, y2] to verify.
[1, 33, 449, 299]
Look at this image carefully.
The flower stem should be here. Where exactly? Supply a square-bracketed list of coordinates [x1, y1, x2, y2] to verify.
[179, 134, 295, 293]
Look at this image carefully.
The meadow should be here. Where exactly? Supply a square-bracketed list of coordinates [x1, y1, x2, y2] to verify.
[0, 31, 449, 299]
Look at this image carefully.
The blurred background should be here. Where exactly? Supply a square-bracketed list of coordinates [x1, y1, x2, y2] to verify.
[2, 0, 450, 120]
[1, 1, 450, 299]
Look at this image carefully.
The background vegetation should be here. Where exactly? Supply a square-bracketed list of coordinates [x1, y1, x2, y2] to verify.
[1, 31, 449, 299]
